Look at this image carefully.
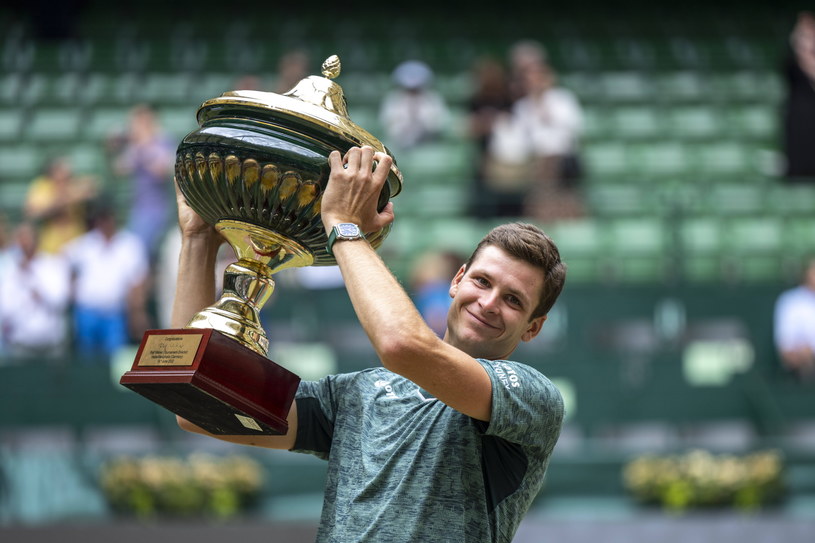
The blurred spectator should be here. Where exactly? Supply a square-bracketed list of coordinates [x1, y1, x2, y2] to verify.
[781, 11, 815, 180]
[485, 42, 583, 220]
[475, 41, 585, 220]
[515, 58, 585, 220]
[275, 49, 311, 94]
[379, 60, 451, 151]
[409, 249, 464, 338]
[62, 201, 151, 362]
[466, 56, 514, 218]
[24, 156, 97, 254]
[109, 103, 175, 261]
[774, 257, 815, 381]
[0, 221, 71, 359]
[508, 39, 550, 103]
[233, 73, 264, 92]
[0, 214, 10, 356]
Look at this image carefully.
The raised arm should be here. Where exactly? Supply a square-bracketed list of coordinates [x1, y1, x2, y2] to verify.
[171, 179, 299, 448]
[320, 147, 494, 421]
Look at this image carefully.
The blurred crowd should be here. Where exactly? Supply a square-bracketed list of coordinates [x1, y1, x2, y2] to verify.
[0, 16, 813, 375]
[0, 103, 172, 363]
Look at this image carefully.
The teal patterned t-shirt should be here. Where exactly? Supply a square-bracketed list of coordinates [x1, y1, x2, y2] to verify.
[292, 359, 563, 543]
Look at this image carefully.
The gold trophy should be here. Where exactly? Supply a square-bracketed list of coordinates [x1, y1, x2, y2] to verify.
[120, 56, 403, 435]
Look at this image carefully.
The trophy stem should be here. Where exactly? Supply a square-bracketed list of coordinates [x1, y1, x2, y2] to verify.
[186, 259, 275, 356]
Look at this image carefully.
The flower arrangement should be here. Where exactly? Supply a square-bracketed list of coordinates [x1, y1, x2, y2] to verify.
[623, 449, 785, 512]
[100, 453, 264, 518]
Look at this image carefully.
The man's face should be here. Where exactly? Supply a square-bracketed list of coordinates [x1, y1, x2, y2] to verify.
[444, 245, 546, 360]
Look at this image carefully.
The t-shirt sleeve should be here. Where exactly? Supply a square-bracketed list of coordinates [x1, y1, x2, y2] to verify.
[290, 376, 339, 459]
[477, 359, 564, 449]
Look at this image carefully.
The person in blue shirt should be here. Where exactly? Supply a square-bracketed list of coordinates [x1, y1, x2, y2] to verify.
[174, 146, 566, 542]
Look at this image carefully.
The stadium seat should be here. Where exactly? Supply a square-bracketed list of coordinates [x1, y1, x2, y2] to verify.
[0, 144, 45, 181]
[666, 105, 725, 140]
[599, 71, 655, 103]
[547, 218, 607, 282]
[605, 217, 670, 281]
[721, 216, 784, 281]
[678, 217, 725, 282]
[582, 141, 630, 180]
[84, 106, 130, 141]
[654, 71, 709, 103]
[608, 105, 665, 140]
[24, 107, 84, 143]
[0, 108, 23, 141]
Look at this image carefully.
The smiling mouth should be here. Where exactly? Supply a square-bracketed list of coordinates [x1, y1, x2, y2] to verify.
[467, 309, 499, 330]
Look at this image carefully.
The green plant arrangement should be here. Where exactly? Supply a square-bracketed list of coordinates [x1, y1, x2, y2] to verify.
[100, 453, 264, 518]
[623, 449, 785, 512]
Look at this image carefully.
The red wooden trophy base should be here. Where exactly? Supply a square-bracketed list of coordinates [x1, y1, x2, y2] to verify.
[120, 328, 300, 435]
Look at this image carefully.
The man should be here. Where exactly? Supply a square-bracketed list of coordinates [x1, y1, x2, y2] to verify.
[175, 146, 566, 542]
[63, 201, 151, 361]
[0, 221, 71, 359]
[774, 257, 815, 381]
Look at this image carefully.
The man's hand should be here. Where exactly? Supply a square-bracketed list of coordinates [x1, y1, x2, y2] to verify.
[321, 146, 395, 236]
[174, 177, 223, 244]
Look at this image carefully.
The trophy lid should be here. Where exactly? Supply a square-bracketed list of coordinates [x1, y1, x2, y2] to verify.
[197, 55, 402, 196]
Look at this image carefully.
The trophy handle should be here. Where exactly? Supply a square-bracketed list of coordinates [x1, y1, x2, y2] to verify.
[186, 259, 274, 356]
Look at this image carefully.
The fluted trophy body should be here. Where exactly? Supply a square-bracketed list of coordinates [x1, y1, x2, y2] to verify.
[120, 56, 403, 435]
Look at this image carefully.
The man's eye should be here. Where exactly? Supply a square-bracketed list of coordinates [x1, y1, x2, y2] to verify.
[475, 277, 489, 286]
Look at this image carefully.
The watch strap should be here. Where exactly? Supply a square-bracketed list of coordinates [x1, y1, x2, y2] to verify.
[326, 223, 365, 257]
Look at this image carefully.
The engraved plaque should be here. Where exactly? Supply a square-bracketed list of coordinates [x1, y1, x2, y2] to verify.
[137, 334, 204, 367]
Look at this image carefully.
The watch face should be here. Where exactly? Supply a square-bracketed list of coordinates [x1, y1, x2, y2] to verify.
[337, 223, 361, 237]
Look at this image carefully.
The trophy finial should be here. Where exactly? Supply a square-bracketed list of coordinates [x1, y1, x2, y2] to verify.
[321, 55, 341, 79]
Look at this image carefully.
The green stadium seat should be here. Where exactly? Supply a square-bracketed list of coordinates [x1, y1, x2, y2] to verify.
[654, 71, 709, 103]
[726, 104, 779, 142]
[580, 106, 612, 141]
[0, 108, 23, 141]
[609, 105, 665, 140]
[605, 217, 670, 281]
[599, 72, 655, 103]
[710, 71, 783, 103]
[66, 144, 108, 177]
[547, 218, 607, 282]
[157, 106, 199, 141]
[721, 216, 784, 281]
[0, 144, 45, 181]
[24, 107, 83, 143]
[781, 217, 815, 264]
[627, 141, 689, 178]
[84, 106, 130, 141]
[678, 217, 725, 282]
[394, 140, 475, 187]
[767, 184, 815, 216]
[582, 141, 629, 180]
[702, 183, 767, 216]
[688, 141, 758, 178]
[141, 73, 196, 105]
[346, 105, 382, 139]
[667, 105, 726, 140]
[586, 183, 656, 217]
[0, 180, 31, 219]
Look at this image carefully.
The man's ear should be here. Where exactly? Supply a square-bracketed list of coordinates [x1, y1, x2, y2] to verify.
[521, 315, 547, 342]
[449, 265, 467, 298]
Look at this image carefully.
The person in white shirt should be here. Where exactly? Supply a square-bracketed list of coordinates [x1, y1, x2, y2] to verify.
[0, 222, 71, 359]
[62, 202, 150, 361]
[379, 60, 451, 151]
[774, 257, 815, 381]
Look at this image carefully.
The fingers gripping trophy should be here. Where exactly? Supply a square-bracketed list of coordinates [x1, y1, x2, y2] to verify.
[120, 56, 403, 435]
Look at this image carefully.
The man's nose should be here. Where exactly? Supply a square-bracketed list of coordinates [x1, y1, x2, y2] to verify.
[480, 290, 501, 313]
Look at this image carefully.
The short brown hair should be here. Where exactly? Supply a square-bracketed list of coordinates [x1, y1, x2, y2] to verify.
[464, 223, 566, 319]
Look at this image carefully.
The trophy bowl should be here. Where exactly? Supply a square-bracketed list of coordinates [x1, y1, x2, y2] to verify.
[177, 54, 403, 355]
[120, 55, 403, 435]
